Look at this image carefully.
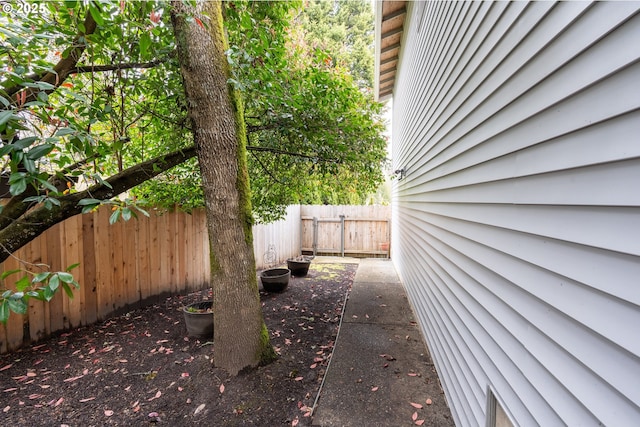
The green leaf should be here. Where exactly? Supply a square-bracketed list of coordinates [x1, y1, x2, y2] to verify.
[27, 144, 54, 160]
[48, 274, 59, 292]
[15, 275, 30, 292]
[78, 198, 102, 206]
[1, 269, 22, 280]
[109, 210, 121, 224]
[23, 158, 37, 174]
[33, 272, 51, 283]
[55, 128, 75, 137]
[0, 145, 13, 156]
[140, 32, 151, 58]
[0, 111, 17, 126]
[9, 177, 27, 196]
[0, 300, 8, 323]
[88, 2, 105, 26]
[121, 207, 132, 221]
[61, 282, 74, 299]
[58, 272, 74, 284]
[43, 286, 55, 302]
[13, 136, 38, 150]
[7, 298, 27, 315]
[66, 263, 80, 272]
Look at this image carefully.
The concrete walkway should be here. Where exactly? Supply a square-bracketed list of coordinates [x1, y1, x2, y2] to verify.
[312, 258, 454, 427]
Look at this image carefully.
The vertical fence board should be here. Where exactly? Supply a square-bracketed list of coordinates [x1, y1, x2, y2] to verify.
[46, 223, 64, 333]
[136, 213, 151, 301]
[148, 210, 162, 296]
[122, 218, 137, 306]
[63, 216, 84, 328]
[95, 207, 113, 319]
[3, 253, 24, 351]
[82, 214, 98, 325]
[26, 241, 46, 342]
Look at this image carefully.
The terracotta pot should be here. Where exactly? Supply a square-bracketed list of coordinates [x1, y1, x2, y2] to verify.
[183, 301, 214, 338]
[260, 268, 291, 292]
[380, 242, 390, 251]
[287, 257, 312, 277]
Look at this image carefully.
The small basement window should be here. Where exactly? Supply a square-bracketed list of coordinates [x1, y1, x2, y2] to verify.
[486, 388, 515, 427]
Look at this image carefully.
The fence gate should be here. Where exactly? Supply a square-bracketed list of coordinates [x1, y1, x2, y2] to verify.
[299, 205, 391, 258]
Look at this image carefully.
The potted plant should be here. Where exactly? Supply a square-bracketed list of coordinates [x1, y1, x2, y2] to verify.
[260, 268, 291, 292]
[183, 300, 214, 337]
[286, 255, 313, 277]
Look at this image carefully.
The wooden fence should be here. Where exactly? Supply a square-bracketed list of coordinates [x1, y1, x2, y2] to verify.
[0, 206, 302, 353]
[0, 204, 385, 353]
[300, 205, 391, 257]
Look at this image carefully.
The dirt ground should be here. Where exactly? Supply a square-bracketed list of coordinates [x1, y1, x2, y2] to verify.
[0, 262, 355, 426]
[1, 260, 455, 426]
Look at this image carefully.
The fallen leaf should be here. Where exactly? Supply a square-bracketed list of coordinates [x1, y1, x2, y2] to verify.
[104, 409, 114, 416]
[412, 411, 418, 421]
[410, 402, 423, 409]
[194, 403, 206, 415]
[294, 377, 303, 381]
[0, 364, 12, 371]
[54, 397, 64, 407]
[371, 386, 379, 392]
[219, 383, 225, 394]
[181, 372, 189, 378]
[291, 417, 299, 426]
[310, 363, 317, 369]
[148, 412, 159, 417]
[426, 398, 432, 405]
[80, 397, 95, 403]
[408, 372, 418, 377]
[3, 406, 9, 413]
[415, 420, 425, 426]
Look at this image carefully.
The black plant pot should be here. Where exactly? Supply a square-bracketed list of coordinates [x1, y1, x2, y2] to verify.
[260, 268, 291, 292]
[287, 257, 312, 277]
[183, 301, 214, 338]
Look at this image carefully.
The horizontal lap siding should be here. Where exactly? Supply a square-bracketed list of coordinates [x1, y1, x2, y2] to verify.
[392, 1, 640, 426]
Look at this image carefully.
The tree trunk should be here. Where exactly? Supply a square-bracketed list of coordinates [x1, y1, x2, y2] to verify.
[170, 1, 276, 375]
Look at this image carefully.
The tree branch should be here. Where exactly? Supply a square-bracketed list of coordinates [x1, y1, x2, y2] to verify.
[71, 58, 170, 74]
[246, 145, 339, 163]
[0, 145, 197, 263]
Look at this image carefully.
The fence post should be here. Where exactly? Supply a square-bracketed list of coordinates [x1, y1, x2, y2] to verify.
[312, 217, 318, 256]
[339, 215, 345, 257]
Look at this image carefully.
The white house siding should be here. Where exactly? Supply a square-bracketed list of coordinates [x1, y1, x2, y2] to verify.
[390, 1, 640, 426]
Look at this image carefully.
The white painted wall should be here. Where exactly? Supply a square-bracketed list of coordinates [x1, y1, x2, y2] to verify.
[390, 2, 640, 426]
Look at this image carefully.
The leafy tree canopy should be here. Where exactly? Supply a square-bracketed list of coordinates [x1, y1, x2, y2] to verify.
[0, 0, 387, 317]
[135, 0, 387, 222]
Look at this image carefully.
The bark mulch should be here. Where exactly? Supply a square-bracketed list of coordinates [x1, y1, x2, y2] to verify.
[0, 262, 356, 426]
